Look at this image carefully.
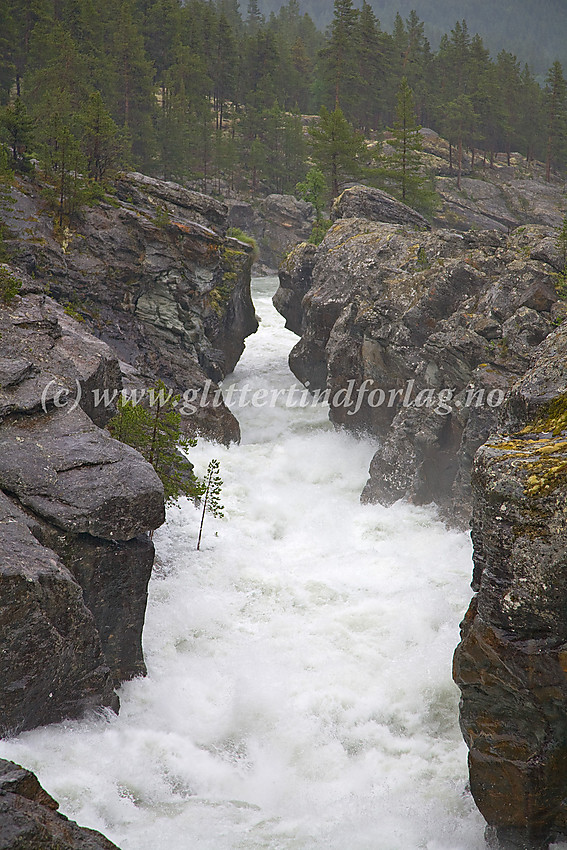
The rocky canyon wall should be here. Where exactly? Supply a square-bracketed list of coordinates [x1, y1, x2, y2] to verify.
[453, 322, 567, 850]
[274, 185, 566, 526]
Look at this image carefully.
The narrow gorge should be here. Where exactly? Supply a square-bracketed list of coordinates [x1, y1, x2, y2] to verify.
[2, 175, 567, 849]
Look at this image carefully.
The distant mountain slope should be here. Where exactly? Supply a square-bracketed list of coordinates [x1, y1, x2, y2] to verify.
[258, 0, 567, 76]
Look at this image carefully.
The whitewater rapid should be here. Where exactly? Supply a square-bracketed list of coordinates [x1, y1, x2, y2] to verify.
[1, 277, 486, 849]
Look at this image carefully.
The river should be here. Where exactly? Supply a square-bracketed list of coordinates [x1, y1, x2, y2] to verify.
[1, 277, 485, 849]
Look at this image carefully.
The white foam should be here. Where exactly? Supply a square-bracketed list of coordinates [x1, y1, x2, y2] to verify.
[1, 277, 485, 849]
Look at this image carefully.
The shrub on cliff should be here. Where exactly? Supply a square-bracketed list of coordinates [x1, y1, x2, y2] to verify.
[227, 227, 259, 262]
[0, 265, 21, 305]
[108, 382, 203, 506]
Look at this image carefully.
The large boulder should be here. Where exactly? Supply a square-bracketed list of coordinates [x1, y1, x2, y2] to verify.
[330, 185, 431, 229]
[0, 492, 118, 734]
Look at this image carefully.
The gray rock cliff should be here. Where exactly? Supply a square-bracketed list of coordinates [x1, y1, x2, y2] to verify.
[3, 171, 258, 444]
[227, 193, 315, 274]
[453, 320, 567, 849]
[274, 192, 563, 524]
[0, 279, 164, 734]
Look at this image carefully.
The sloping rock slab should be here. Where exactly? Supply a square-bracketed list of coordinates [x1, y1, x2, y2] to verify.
[331, 185, 430, 229]
[0, 493, 117, 734]
[0, 407, 164, 541]
[0, 758, 121, 849]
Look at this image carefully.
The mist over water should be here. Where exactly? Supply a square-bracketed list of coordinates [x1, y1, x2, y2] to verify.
[1, 277, 485, 849]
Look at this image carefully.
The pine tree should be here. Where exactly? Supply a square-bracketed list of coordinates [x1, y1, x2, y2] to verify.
[319, 0, 359, 112]
[40, 112, 86, 226]
[212, 13, 236, 130]
[197, 458, 224, 550]
[0, 3, 17, 103]
[496, 50, 523, 166]
[545, 60, 567, 181]
[79, 91, 121, 181]
[382, 77, 434, 214]
[110, 0, 156, 169]
[1, 97, 34, 171]
[443, 94, 478, 189]
[465, 33, 492, 166]
[308, 105, 366, 198]
[351, 1, 384, 130]
[519, 63, 545, 163]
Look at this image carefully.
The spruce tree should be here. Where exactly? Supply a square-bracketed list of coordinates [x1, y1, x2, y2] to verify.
[246, 0, 263, 33]
[308, 105, 366, 198]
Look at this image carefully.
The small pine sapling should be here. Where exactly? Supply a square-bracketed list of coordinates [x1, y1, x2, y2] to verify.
[197, 459, 224, 550]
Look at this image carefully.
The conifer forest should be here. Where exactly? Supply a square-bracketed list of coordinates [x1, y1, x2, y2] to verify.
[1, 0, 567, 213]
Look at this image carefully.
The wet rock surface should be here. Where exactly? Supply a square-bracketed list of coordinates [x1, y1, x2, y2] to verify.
[0, 287, 163, 732]
[274, 210, 562, 525]
[454, 320, 567, 849]
[227, 192, 315, 275]
[330, 184, 431, 230]
[0, 758, 121, 849]
[3, 172, 258, 443]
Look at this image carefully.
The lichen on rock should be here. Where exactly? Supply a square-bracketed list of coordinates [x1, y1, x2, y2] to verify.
[454, 319, 567, 849]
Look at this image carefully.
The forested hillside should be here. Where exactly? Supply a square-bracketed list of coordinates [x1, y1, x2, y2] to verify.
[258, 0, 567, 76]
[1, 0, 567, 215]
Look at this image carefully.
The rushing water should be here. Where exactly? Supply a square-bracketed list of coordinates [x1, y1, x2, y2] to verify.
[1, 277, 485, 849]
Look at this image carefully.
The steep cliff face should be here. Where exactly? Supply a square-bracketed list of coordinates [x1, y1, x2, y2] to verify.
[453, 322, 567, 849]
[0, 273, 164, 733]
[0, 758, 121, 849]
[274, 187, 565, 524]
[227, 193, 315, 274]
[3, 171, 258, 443]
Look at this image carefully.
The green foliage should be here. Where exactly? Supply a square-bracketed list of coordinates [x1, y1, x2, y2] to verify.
[308, 106, 366, 198]
[295, 167, 327, 220]
[153, 205, 171, 228]
[63, 301, 85, 322]
[108, 381, 203, 506]
[378, 77, 437, 217]
[554, 214, 567, 299]
[227, 227, 259, 261]
[79, 92, 122, 181]
[1, 0, 567, 198]
[308, 217, 332, 244]
[545, 61, 567, 181]
[0, 265, 22, 305]
[1, 98, 34, 172]
[197, 458, 224, 550]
